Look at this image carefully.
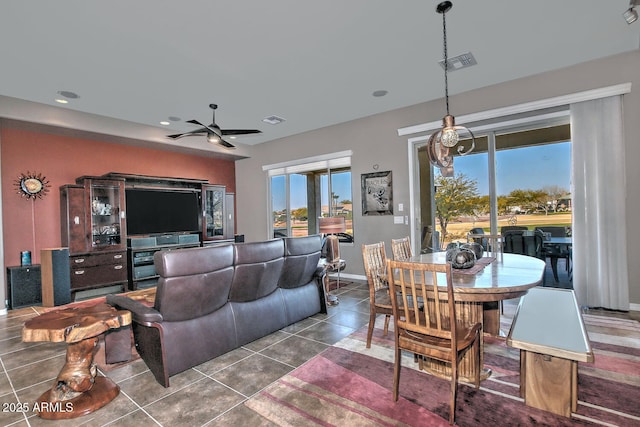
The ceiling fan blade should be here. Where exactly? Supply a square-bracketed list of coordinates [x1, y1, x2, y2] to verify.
[221, 129, 262, 136]
[186, 119, 220, 134]
[218, 138, 236, 149]
[167, 133, 188, 139]
[167, 130, 205, 138]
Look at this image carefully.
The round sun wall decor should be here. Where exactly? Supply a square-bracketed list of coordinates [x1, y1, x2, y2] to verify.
[14, 171, 51, 200]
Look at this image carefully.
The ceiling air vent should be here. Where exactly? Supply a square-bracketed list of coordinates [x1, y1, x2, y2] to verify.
[262, 115, 286, 125]
[438, 52, 477, 71]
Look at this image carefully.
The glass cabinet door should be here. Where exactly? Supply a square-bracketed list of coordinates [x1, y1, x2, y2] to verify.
[86, 179, 126, 249]
[202, 185, 225, 240]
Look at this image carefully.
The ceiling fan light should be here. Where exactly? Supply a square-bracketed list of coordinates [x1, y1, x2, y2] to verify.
[206, 133, 220, 144]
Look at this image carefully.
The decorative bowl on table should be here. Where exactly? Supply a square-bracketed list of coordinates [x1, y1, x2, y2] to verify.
[445, 242, 477, 269]
[460, 242, 483, 261]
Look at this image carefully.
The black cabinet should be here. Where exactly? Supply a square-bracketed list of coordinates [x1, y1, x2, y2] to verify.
[128, 234, 200, 290]
[6, 265, 42, 309]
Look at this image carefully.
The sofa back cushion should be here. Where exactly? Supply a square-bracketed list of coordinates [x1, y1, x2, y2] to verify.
[230, 239, 284, 302]
[278, 235, 322, 289]
[154, 244, 235, 322]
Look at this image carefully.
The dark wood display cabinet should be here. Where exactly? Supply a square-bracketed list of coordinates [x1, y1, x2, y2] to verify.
[202, 185, 235, 246]
[60, 173, 237, 294]
[60, 177, 128, 296]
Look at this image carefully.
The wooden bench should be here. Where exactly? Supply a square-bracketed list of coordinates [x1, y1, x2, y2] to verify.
[506, 287, 594, 417]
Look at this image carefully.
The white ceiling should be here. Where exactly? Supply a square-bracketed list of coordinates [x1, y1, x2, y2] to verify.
[1, 1, 638, 157]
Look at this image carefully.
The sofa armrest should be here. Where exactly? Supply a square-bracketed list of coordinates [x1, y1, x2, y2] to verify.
[106, 294, 163, 324]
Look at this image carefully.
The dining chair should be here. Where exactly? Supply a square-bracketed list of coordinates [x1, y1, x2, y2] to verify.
[503, 230, 545, 260]
[391, 236, 413, 261]
[535, 226, 571, 280]
[500, 225, 528, 235]
[361, 242, 392, 348]
[467, 229, 504, 256]
[386, 259, 482, 425]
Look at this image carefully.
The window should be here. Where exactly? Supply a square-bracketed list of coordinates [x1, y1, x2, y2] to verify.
[432, 124, 572, 247]
[264, 151, 353, 241]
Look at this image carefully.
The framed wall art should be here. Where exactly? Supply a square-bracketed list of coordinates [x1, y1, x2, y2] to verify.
[361, 171, 393, 216]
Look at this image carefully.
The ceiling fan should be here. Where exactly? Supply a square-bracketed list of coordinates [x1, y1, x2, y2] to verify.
[167, 103, 261, 149]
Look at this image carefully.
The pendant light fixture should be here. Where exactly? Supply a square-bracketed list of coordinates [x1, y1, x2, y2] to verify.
[427, 1, 475, 176]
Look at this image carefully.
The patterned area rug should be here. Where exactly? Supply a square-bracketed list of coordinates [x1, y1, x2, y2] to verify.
[246, 314, 640, 426]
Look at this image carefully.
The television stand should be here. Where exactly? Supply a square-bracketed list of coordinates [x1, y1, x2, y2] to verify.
[127, 234, 200, 290]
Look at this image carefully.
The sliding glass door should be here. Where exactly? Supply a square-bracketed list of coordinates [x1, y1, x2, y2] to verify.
[427, 123, 572, 249]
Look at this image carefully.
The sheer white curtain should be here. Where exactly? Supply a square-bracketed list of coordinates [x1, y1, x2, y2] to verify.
[571, 96, 629, 310]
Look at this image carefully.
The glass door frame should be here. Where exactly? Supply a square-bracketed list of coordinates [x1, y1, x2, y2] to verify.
[406, 111, 571, 253]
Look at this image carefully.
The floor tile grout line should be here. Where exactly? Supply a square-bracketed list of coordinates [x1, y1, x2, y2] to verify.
[0, 356, 31, 426]
[132, 376, 211, 411]
[102, 389, 164, 427]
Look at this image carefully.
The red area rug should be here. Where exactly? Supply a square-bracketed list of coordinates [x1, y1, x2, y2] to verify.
[246, 314, 640, 426]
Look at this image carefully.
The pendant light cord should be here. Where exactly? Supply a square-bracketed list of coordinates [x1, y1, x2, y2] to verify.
[442, 9, 450, 116]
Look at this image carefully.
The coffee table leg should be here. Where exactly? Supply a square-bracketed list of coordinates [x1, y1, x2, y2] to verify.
[37, 337, 120, 419]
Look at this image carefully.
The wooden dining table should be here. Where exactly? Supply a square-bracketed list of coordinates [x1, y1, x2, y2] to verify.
[404, 251, 545, 382]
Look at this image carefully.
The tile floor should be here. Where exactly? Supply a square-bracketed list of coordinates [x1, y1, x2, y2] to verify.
[1, 275, 637, 426]
[0, 280, 372, 426]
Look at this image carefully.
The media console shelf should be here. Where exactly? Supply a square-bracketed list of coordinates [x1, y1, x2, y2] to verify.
[128, 234, 201, 290]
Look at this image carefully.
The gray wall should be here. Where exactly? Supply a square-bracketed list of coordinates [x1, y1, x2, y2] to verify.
[236, 49, 640, 306]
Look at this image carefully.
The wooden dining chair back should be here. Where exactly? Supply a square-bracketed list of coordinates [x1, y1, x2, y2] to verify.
[361, 242, 393, 348]
[467, 230, 504, 256]
[391, 236, 413, 261]
[386, 259, 482, 425]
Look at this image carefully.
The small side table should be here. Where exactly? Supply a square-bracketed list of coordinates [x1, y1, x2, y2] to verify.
[318, 258, 341, 306]
[506, 287, 594, 417]
[22, 303, 131, 419]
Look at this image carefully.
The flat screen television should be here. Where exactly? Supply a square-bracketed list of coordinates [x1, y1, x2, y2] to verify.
[125, 188, 201, 236]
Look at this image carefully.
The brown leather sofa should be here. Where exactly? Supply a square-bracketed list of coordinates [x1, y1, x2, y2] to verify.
[107, 235, 326, 387]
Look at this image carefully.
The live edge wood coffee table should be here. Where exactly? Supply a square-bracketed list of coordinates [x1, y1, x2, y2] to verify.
[22, 303, 131, 419]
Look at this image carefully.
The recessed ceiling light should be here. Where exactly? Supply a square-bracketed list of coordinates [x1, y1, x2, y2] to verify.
[262, 115, 286, 125]
[55, 98, 69, 104]
[372, 90, 388, 97]
[229, 136, 237, 139]
[160, 121, 171, 126]
[57, 90, 79, 99]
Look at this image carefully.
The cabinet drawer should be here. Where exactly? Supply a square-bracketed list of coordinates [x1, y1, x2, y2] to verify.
[70, 263, 127, 289]
[71, 251, 126, 268]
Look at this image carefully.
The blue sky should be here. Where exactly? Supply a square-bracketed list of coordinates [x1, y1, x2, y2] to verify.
[272, 173, 352, 211]
[273, 141, 571, 211]
[451, 142, 571, 195]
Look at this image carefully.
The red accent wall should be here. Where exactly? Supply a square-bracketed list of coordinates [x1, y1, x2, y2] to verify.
[1, 126, 235, 267]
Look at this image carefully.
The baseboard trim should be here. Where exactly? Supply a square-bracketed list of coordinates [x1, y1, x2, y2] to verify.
[629, 303, 640, 312]
[326, 273, 366, 282]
